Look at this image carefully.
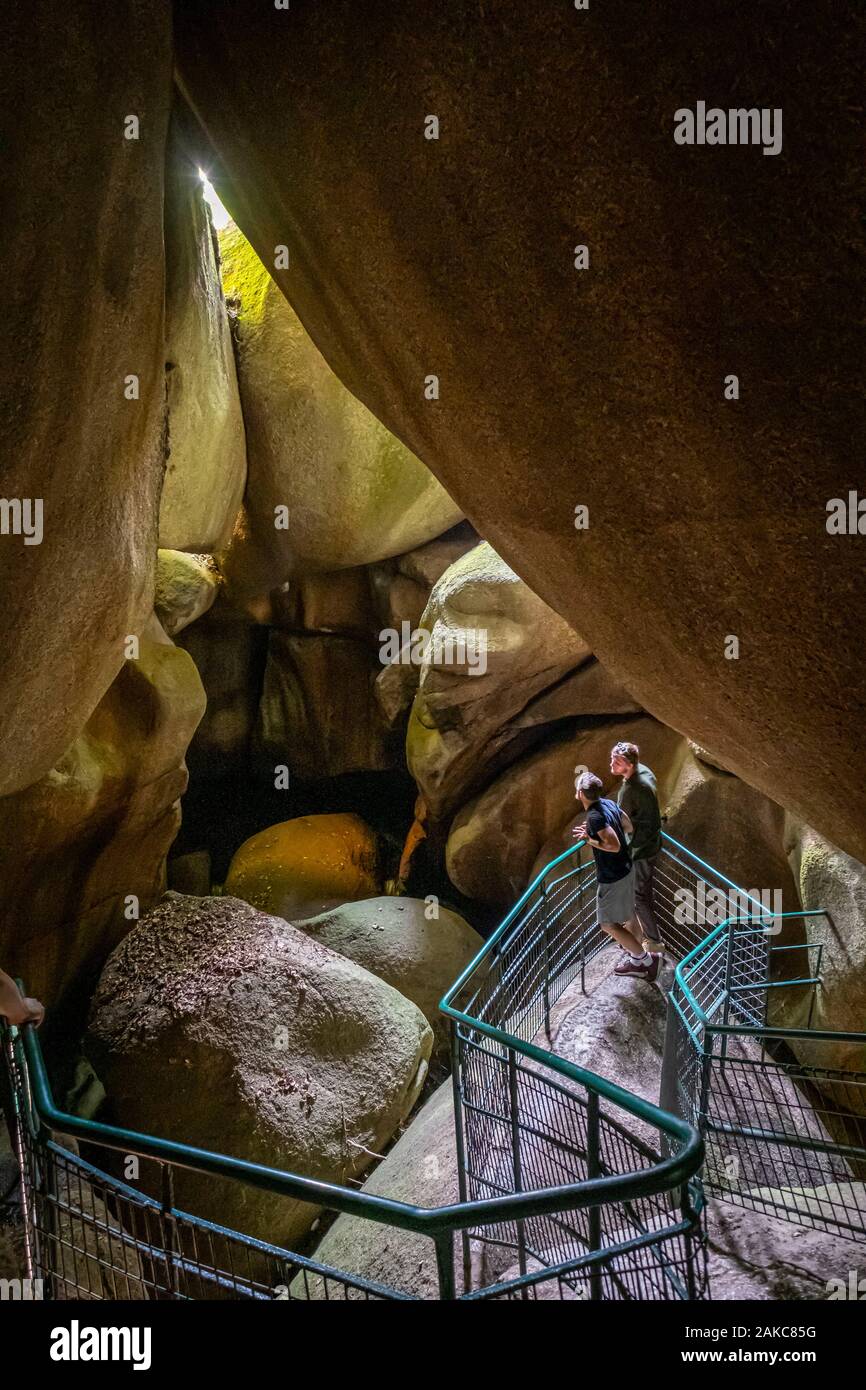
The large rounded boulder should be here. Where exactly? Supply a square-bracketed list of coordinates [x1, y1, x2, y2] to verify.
[663, 751, 800, 925]
[86, 893, 433, 1249]
[781, 823, 866, 1099]
[224, 813, 382, 920]
[290, 897, 482, 1044]
[447, 716, 685, 906]
[405, 543, 592, 818]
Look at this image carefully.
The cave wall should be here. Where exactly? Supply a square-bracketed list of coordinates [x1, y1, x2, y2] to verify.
[0, 2, 862, 1038]
[0, 618, 205, 1012]
[174, 0, 866, 860]
[0, 2, 174, 795]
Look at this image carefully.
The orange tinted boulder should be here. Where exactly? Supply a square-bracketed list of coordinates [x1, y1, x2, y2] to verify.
[224, 813, 382, 920]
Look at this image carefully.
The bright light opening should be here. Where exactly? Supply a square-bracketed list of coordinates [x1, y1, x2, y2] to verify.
[198, 169, 232, 231]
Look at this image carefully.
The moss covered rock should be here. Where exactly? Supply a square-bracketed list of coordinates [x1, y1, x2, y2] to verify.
[154, 550, 221, 636]
[215, 226, 462, 602]
[0, 617, 206, 1007]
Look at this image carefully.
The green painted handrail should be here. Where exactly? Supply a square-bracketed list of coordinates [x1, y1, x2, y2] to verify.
[16, 1004, 701, 1238]
[439, 829, 770, 1022]
[673, 910, 866, 1044]
[11, 829, 706, 1247]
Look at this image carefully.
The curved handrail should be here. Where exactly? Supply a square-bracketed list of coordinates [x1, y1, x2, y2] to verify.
[15, 1013, 701, 1239]
[657, 830, 774, 910]
[10, 829, 706, 1247]
[673, 910, 866, 1043]
[438, 835, 704, 1182]
[440, 828, 771, 1022]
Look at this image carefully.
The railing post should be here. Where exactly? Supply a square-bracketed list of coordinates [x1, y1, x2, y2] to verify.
[434, 1230, 456, 1301]
[719, 918, 736, 1072]
[159, 1161, 178, 1297]
[580, 844, 589, 996]
[807, 933, 825, 1032]
[586, 1090, 603, 1301]
[1, 1029, 41, 1290]
[681, 1183, 702, 1301]
[658, 992, 683, 1160]
[507, 1048, 528, 1287]
[696, 1035, 713, 1153]
[541, 882, 551, 1043]
[449, 1018, 472, 1294]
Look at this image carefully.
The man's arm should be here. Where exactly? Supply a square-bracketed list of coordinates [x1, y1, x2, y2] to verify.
[574, 807, 601, 844]
[0, 970, 44, 1028]
[591, 825, 624, 853]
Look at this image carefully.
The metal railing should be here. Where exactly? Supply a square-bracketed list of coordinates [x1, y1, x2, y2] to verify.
[671, 911, 866, 1242]
[444, 1028, 707, 1300]
[10, 824, 854, 1299]
[438, 831, 763, 1293]
[1, 1023, 425, 1300]
[0, 826, 707, 1302]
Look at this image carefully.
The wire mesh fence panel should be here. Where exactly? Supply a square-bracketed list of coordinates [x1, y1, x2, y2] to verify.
[458, 1030, 520, 1253]
[0, 1028, 415, 1302]
[459, 836, 761, 1061]
[466, 1206, 707, 1303]
[453, 1026, 708, 1296]
[651, 840, 774, 988]
[461, 1049, 707, 1301]
[501, 838, 773, 1032]
[672, 914, 866, 1242]
[25, 1143, 413, 1302]
[448, 833, 866, 1291]
[2, 836, 721, 1304]
[2, 1006, 705, 1303]
[445, 839, 717, 1298]
[542, 862, 604, 1007]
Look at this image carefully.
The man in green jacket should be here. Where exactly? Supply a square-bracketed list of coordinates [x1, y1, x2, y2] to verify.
[611, 740, 663, 950]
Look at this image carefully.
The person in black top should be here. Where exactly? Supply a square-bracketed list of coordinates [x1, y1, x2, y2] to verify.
[572, 771, 659, 981]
